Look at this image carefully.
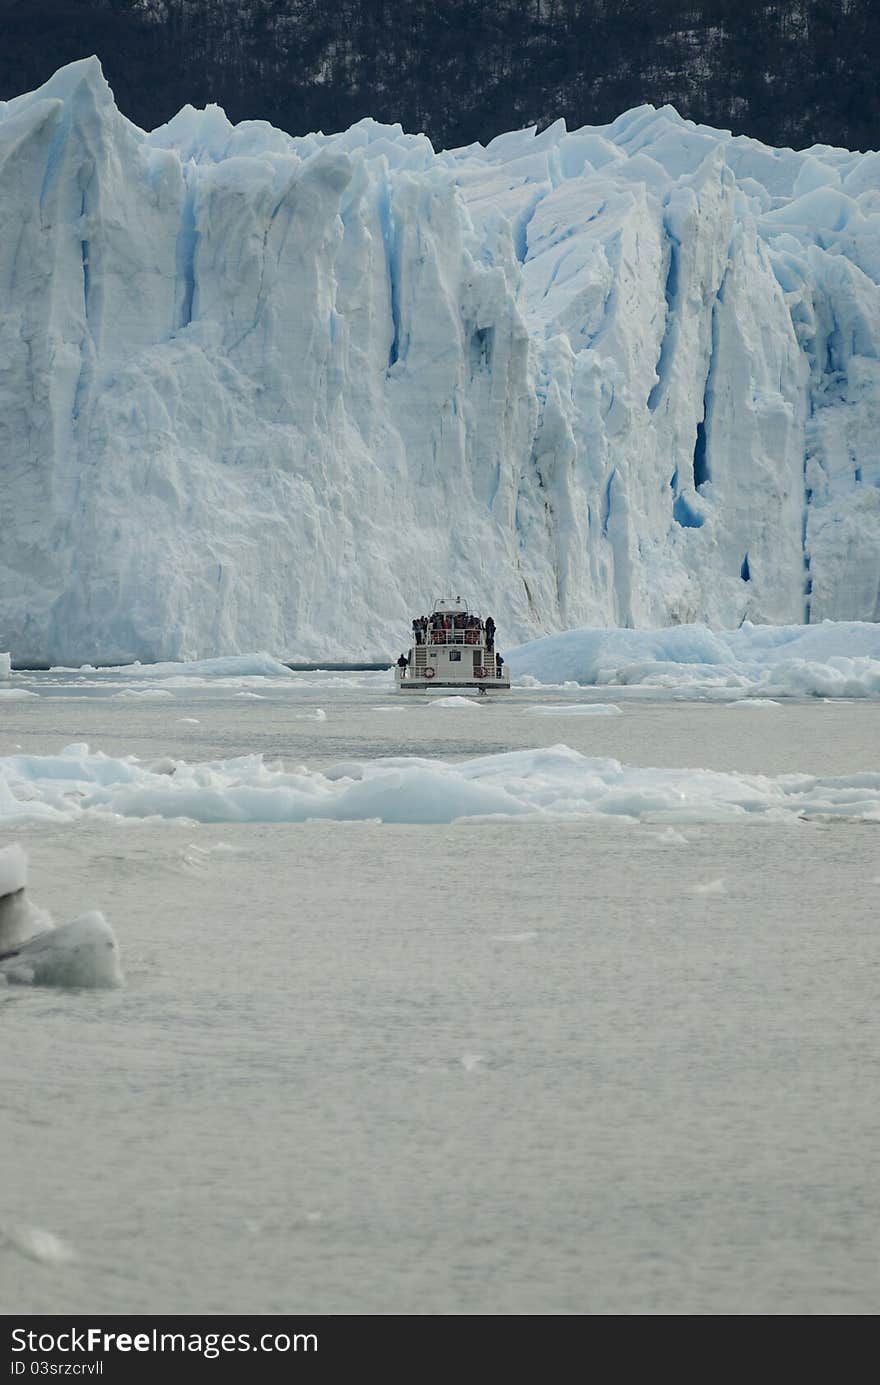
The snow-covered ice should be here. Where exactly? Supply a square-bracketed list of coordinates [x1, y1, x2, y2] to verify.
[509, 620, 880, 696]
[1, 742, 879, 826]
[1, 59, 879, 665]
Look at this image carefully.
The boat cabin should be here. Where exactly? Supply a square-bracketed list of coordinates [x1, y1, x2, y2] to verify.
[395, 598, 510, 692]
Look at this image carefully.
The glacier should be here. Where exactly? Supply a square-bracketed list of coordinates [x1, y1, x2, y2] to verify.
[0, 57, 878, 665]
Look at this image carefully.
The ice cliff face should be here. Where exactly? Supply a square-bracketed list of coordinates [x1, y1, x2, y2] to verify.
[0, 59, 878, 663]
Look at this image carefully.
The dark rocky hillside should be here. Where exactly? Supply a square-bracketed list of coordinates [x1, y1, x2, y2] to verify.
[1, 1, 877, 151]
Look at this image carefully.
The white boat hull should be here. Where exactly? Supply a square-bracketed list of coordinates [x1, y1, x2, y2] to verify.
[395, 672, 511, 692]
[396, 600, 510, 691]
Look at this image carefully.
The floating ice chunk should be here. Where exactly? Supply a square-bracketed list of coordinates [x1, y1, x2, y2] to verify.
[181, 841, 240, 869]
[461, 1054, 485, 1071]
[727, 698, 781, 707]
[112, 688, 174, 700]
[176, 717, 200, 724]
[645, 827, 689, 847]
[236, 691, 265, 699]
[428, 696, 483, 707]
[0, 911, 123, 988]
[492, 931, 538, 942]
[0, 653, 10, 679]
[1, 1226, 75, 1266]
[0, 688, 37, 699]
[691, 878, 727, 895]
[0, 844, 121, 987]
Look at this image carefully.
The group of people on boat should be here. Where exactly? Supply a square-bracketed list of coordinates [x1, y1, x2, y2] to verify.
[411, 613, 496, 649]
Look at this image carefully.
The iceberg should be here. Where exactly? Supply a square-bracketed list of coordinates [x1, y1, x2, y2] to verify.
[508, 620, 880, 695]
[0, 59, 878, 665]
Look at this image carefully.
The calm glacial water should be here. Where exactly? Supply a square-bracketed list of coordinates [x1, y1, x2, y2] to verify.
[1, 674, 879, 1314]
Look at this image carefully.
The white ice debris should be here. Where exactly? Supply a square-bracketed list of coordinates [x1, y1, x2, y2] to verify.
[1, 59, 879, 665]
[0, 1226, 75, 1266]
[429, 696, 483, 708]
[645, 827, 690, 847]
[461, 1055, 485, 1072]
[727, 698, 781, 707]
[691, 878, 728, 895]
[112, 688, 175, 700]
[509, 620, 880, 696]
[1, 743, 879, 826]
[0, 844, 122, 988]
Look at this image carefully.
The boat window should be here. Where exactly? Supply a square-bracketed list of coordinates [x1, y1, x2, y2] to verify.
[449, 650, 461, 662]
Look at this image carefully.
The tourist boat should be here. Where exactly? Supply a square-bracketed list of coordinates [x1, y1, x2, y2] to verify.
[395, 598, 511, 692]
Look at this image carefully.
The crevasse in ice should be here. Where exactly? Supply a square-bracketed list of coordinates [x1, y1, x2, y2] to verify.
[1, 59, 878, 664]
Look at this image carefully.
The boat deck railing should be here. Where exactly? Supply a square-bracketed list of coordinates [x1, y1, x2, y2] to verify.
[415, 629, 490, 646]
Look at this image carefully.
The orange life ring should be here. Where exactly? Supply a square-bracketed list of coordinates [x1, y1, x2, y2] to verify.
[423, 666, 436, 679]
